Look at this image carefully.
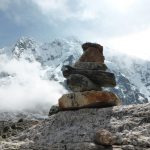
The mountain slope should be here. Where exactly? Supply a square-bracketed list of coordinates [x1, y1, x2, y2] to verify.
[0, 37, 149, 105]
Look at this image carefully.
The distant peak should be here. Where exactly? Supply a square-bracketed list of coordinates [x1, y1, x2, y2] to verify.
[14, 37, 38, 50]
[17, 36, 36, 44]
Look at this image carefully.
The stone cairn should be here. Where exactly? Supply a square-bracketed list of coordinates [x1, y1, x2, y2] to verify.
[55, 42, 120, 112]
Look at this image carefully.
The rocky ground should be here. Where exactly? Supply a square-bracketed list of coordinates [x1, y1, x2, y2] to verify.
[0, 103, 149, 150]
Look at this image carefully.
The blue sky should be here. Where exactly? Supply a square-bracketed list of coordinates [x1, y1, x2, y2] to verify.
[0, 0, 150, 59]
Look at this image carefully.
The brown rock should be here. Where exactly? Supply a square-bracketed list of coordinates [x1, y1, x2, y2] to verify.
[62, 65, 116, 87]
[82, 42, 103, 53]
[74, 62, 108, 70]
[95, 129, 114, 146]
[79, 47, 104, 63]
[67, 74, 102, 92]
[59, 91, 120, 110]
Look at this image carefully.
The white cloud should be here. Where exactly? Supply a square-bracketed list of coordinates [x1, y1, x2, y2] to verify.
[107, 0, 135, 13]
[33, 0, 67, 12]
[106, 27, 150, 60]
[31, 0, 103, 21]
[0, 55, 66, 112]
[32, 0, 69, 19]
[1, 0, 150, 59]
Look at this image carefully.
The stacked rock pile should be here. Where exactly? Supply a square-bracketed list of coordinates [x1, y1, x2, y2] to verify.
[59, 42, 120, 110]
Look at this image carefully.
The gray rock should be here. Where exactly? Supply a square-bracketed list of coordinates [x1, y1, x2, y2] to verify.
[48, 142, 113, 150]
[62, 65, 116, 87]
[49, 105, 60, 116]
[66, 74, 102, 92]
[0, 118, 39, 140]
[122, 145, 134, 150]
[74, 62, 108, 70]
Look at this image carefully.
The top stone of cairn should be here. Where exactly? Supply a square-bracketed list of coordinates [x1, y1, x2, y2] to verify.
[79, 42, 104, 63]
[82, 42, 103, 53]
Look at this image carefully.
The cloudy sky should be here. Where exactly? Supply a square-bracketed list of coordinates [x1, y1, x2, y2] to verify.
[0, 0, 150, 60]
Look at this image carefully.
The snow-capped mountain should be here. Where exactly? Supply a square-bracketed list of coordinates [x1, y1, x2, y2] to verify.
[0, 37, 149, 105]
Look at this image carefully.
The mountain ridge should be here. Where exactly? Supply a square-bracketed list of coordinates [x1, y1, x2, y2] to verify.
[0, 37, 149, 105]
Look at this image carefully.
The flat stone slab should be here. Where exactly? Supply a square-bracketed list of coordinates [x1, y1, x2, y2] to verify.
[59, 91, 120, 110]
[74, 62, 108, 70]
[62, 65, 116, 87]
[67, 74, 102, 92]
